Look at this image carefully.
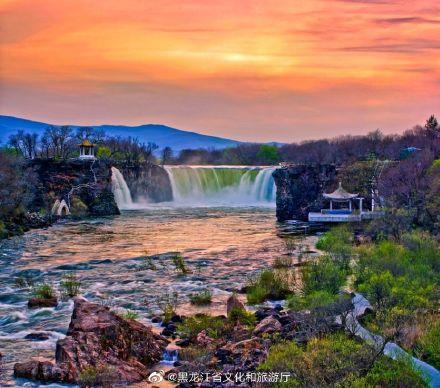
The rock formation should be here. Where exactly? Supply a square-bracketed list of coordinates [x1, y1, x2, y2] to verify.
[29, 158, 120, 217]
[273, 164, 337, 221]
[14, 298, 168, 385]
[119, 162, 173, 203]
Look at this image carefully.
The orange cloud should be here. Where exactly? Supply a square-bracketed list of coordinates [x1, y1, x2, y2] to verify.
[0, 0, 439, 142]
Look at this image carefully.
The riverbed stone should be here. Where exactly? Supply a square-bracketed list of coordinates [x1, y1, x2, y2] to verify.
[252, 316, 282, 336]
[226, 294, 245, 316]
[25, 332, 50, 341]
[15, 297, 168, 384]
[28, 297, 58, 309]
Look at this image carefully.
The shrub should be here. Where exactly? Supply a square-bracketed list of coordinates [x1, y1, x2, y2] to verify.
[120, 309, 139, 320]
[316, 225, 352, 269]
[351, 356, 428, 388]
[273, 256, 293, 269]
[32, 283, 56, 299]
[60, 273, 81, 298]
[283, 238, 297, 256]
[177, 314, 227, 341]
[303, 256, 347, 295]
[155, 291, 179, 322]
[287, 290, 338, 311]
[172, 253, 190, 274]
[189, 290, 212, 305]
[246, 269, 291, 304]
[78, 365, 116, 387]
[259, 333, 376, 387]
[414, 321, 440, 369]
[228, 307, 256, 327]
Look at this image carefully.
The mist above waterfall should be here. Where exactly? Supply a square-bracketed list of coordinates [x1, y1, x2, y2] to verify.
[165, 166, 276, 207]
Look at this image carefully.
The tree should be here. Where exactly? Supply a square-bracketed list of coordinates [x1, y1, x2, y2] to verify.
[161, 146, 173, 166]
[425, 115, 438, 137]
[256, 144, 280, 165]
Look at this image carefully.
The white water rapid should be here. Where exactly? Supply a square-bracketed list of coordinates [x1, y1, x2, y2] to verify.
[165, 166, 277, 207]
[111, 167, 134, 209]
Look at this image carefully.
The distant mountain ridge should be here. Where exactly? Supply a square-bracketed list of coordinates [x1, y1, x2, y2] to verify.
[0, 115, 242, 152]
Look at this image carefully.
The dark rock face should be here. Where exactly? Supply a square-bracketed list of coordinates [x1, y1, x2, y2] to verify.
[119, 163, 172, 203]
[28, 297, 58, 309]
[29, 158, 120, 217]
[14, 298, 168, 385]
[273, 164, 337, 221]
[226, 294, 245, 316]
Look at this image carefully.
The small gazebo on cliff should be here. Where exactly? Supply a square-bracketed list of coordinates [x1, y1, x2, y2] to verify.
[79, 139, 95, 159]
[308, 182, 367, 222]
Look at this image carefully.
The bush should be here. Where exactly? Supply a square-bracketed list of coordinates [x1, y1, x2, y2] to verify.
[60, 273, 81, 298]
[259, 333, 376, 387]
[414, 321, 440, 369]
[228, 307, 256, 327]
[172, 253, 190, 274]
[351, 356, 428, 388]
[246, 269, 292, 304]
[287, 290, 338, 311]
[273, 256, 293, 269]
[303, 255, 347, 295]
[156, 291, 179, 322]
[177, 314, 227, 341]
[189, 290, 212, 305]
[120, 309, 139, 320]
[32, 283, 56, 299]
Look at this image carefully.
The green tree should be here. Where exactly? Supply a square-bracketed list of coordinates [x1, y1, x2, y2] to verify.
[257, 144, 280, 165]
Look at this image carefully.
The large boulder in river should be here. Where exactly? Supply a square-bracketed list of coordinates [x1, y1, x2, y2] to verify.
[15, 298, 168, 385]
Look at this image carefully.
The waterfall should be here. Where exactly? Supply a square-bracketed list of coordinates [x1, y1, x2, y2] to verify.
[165, 166, 277, 206]
[111, 167, 134, 209]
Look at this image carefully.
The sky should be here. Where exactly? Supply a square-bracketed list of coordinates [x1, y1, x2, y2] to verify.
[0, 0, 439, 142]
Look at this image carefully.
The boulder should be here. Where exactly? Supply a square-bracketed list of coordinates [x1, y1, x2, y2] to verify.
[226, 294, 245, 316]
[15, 298, 168, 385]
[28, 297, 58, 309]
[252, 316, 282, 337]
[25, 332, 50, 341]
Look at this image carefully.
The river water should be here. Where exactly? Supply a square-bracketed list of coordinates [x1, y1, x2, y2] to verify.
[0, 207, 310, 386]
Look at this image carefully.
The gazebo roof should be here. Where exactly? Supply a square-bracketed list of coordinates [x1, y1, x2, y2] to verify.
[79, 139, 94, 147]
[323, 182, 358, 200]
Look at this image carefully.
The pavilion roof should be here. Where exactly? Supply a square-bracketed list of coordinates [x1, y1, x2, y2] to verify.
[323, 182, 358, 200]
[79, 139, 94, 147]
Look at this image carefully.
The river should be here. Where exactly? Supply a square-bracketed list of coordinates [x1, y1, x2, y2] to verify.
[0, 206, 311, 386]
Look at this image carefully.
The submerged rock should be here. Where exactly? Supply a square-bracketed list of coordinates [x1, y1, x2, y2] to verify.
[15, 297, 168, 385]
[27, 297, 58, 309]
[25, 332, 50, 341]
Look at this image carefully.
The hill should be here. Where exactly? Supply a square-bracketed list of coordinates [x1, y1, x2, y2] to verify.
[0, 116, 242, 152]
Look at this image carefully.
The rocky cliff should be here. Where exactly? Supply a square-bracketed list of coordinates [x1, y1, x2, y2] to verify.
[30, 159, 120, 217]
[119, 163, 172, 203]
[273, 165, 337, 222]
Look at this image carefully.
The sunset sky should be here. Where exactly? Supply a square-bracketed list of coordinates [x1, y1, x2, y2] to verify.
[0, 0, 439, 142]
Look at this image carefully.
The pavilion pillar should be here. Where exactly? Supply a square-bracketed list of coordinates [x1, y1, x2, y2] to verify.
[349, 200, 352, 212]
[359, 198, 363, 214]
[330, 200, 333, 211]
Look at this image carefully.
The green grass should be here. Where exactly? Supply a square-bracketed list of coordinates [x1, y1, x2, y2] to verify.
[189, 290, 212, 305]
[177, 314, 228, 341]
[60, 273, 81, 298]
[246, 269, 292, 304]
[120, 309, 139, 320]
[32, 283, 56, 299]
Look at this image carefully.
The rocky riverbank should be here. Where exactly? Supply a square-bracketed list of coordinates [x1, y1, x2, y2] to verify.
[14, 298, 168, 385]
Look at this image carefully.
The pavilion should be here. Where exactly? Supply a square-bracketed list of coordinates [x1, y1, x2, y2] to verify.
[78, 139, 96, 159]
[308, 182, 376, 223]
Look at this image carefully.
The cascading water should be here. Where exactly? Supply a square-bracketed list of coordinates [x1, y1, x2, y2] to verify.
[111, 167, 134, 209]
[165, 166, 277, 206]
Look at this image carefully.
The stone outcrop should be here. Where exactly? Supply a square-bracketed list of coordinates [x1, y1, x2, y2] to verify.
[29, 158, 119, 217]
[119, 162, 172, 203]
[14, 298, 168, 385]
[226, 294, 245, 316]
[273, 164, 337, 221]
[28, 297, 58, 309]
